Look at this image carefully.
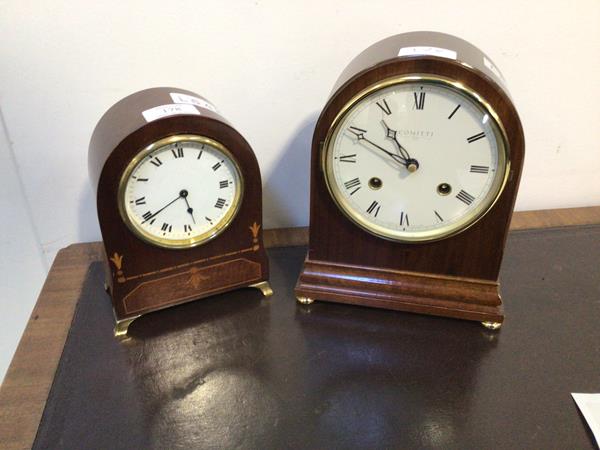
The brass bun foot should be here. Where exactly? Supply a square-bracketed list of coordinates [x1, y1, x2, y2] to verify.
[249, 281, 273, 297]
[481, 321, 502, 330]
[297, 296, 314, 305]
[114, 316, 140, 339]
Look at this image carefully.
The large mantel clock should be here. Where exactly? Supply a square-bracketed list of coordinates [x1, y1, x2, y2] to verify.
[295, 32, 524, 328]
[89, 87, 272, 336]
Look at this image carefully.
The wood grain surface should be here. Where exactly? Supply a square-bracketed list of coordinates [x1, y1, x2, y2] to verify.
[0, 206, 599, 450]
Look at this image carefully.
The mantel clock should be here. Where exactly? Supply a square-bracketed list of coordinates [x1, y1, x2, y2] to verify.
[295, 32, 524, 328]
[89, 87, 272, 336]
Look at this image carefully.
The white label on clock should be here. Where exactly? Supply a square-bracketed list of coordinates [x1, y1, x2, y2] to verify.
[142, 104, 200, 123]
[399, 46, 457, 60]
[170, 93, 218, 113]
[483, 56, 505, 81]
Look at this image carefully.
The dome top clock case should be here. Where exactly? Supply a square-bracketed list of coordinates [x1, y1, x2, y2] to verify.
[295, 32, 524, 328]
[89, 87, 272, 336]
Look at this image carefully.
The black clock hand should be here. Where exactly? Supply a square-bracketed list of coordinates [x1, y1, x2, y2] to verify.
[181, 191, 196, 224]
[381, 120, 410, 160]
[141, 190, 186, 224]
[381, 120, 419, 172]
[347, 127, 407, 166]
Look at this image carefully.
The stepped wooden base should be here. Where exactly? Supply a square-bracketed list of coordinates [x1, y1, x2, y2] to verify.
[294, 257, 503, 325]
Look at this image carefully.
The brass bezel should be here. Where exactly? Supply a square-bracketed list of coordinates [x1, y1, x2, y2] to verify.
[322, 74, 510, 243]
[118, 134, 244, 249]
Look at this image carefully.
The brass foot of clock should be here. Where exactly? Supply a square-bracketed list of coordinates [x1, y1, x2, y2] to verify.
[114, 316, 140, 339]
[296, 296, 314, 305]
[482, 321, 502, 330]
[249, 281, 274, 297]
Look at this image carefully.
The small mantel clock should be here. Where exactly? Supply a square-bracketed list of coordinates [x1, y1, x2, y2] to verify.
[295, 32, 524, 328]
[89, 87, 272, 336]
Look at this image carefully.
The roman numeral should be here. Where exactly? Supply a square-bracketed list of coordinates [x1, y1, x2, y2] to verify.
[214, 198, 226, 209]
[470, 165, 490, 174]
[343, 177, 361, 195]
[212, 161, 222, 171]
[184, 224, 192, 232]
[136, 178, 149, 182]
[142, 211, 152, 221]
[134, 197, 146, 205]
[344, 178, 361, 189]
[220, 180, 229, 189]
[150, 157, 162, 167]
[171, 146, 184, 158]
[413, 89, 426, 110]
[348, 126, 366, 139]
[400, 211, 409, 227]
[161, 222, 172, 232]
[448, 104, 461, 119]
[376, 99, 392, 115]
[467, 132, 486, 143]
[205, 216, 213, 224]
[197, 145, 204, 159]
[434, 210, 444, 222]
[456, 190, 475, 205]
[339, 154, 357, 163]
[366, 200, 380, 217]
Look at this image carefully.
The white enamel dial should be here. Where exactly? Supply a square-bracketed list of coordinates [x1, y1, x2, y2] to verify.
[120, 135, 242, 248]
[324, 77, 508, 242]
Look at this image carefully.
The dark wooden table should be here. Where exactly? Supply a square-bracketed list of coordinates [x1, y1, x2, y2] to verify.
[1, 207, 600, 449]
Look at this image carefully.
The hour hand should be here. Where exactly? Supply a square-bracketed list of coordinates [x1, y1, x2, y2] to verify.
[381, 120, 419, 172]
[381, 120, 411, 160]
[181, 190, 196, 224]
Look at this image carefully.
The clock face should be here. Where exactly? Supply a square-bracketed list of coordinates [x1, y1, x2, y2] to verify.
[323, 76, 509, 242]
[119, 135, 243, 248]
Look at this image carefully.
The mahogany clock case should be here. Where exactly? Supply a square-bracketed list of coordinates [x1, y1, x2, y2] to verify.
[89, 87, 269, 329]
[296, 32, 525, 324]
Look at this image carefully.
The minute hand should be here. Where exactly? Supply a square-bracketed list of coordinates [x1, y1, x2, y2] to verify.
[348, 128, 407, 165]
[141, 194, 182, 224]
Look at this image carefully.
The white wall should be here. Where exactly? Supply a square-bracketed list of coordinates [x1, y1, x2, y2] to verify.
[0, 108, 47, 382]
[1, 1, 599, 381]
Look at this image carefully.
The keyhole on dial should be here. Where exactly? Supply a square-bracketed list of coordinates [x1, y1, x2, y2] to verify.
[369, 177, 383, 190]
[437, 183, 452, 196]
